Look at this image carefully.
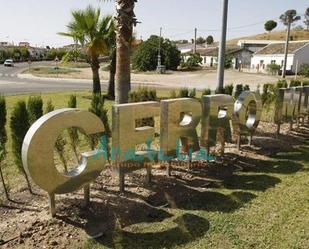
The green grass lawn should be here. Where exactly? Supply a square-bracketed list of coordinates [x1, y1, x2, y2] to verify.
[0, 91, 308, 249]
[28, 66, 81, 75]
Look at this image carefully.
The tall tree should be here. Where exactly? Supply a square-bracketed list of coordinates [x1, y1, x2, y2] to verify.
[196, 37, 206, 45]
[0, 96, 9, 200]
[304, 8, 309, 30]
[206, 35, 214, 45]
[280, 9, 301, 78]
[102, 0, 138, 103]
[264, 20, 277, 33]
[59, 6, 115, 94]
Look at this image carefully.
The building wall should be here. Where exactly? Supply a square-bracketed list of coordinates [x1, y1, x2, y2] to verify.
[231, 50, 253, 68]
[201, 56, 217, 67]
[250, 54, 294, 73]
[294, 44, 309, 72]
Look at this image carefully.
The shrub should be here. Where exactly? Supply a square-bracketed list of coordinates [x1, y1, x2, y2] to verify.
[178, 88, 189, 98]
[27, 96, 43, 125]
[202, 88, 211, 96]
[276, 80, 288, 88]
[129, 88, 158, 127]
[234, 84, 243, 99]
[189, 88, 196, 98]
[299, 64, 309, 77]
[67, 95, 79, 160]
[44, 100, 68, 172]
[132, 35, 181, 71]
[169, 90, 177, 98]
[10, 100, 32, 193]
[181, 53, 203, 69]
[45, 100, 55, 113]
[244, 85, 250, 91]
[0, 95, 9, 199]
[129, 87, 157, 102]
[225, 54, 233, 69]
[302, 80, 309, 86]
[89, 94, 111, 153]
[261, 83, 276, 106]
[289, 79, 301, 87]
[224, 84, 234, 96]
[266, 63, 280, 75]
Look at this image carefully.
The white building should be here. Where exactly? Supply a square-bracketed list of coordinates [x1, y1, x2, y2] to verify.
[237, 40, 282, 53]
[19, 42, 30, 47]
[250, 41, 309, 74]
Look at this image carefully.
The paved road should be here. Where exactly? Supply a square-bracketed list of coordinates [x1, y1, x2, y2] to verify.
[0, 61, 107, 95]
[0, 61, 281, 95]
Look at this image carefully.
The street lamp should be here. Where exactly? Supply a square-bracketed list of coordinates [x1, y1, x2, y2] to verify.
[55, 56, 59, 78]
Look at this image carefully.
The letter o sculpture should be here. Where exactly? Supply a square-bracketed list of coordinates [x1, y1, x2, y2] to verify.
[233, 91, 262, 135]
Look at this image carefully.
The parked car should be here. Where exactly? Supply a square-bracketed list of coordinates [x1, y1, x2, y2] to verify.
[4, 59, 14, 67]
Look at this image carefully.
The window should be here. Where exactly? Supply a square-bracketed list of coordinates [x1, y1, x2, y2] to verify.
[271, 60, 276, 64]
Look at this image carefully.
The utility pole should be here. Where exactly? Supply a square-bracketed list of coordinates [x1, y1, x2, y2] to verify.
[157, 27, 162, 69]
[282, 22, 291, 79]
[217, 0, 229, 93]
[194, 28, 197, 54]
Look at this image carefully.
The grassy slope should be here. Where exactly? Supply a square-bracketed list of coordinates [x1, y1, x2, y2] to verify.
[227, 29, 309, 46]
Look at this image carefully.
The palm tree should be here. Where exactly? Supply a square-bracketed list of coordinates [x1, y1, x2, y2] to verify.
[102, 0, 138, 103]
[59, 6, 115, 94]
[280, 9, 301, 78]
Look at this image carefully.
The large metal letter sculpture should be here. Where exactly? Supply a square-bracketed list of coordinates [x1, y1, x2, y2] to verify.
[22, 109, 106, 216]
[160, 98, 201, 175]
[112, 101, 160, 192]
[232, 91, 262, 149]
[302, 86, 309, 124]
[296, 86, 309, 125]
[275, 87, 302, 133]
[201, 94, 234, 156]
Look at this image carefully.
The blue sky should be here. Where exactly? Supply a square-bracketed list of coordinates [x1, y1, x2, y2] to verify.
[0, 0, 308, 47]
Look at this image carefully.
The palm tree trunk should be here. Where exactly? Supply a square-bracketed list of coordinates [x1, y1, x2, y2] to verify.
[282, 22, 291, 79]
[108, 49, 116, 99]
[115, 0, 135, 104]
[91, 56, 101, 94]
[0, 164, 9, 200]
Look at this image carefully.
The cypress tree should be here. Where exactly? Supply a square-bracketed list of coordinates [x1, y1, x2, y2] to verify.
[10, 100, 33, 193]
[27, 96, 43, 125]
[88, 94, 111, 157]
[44, 100, 68, 173]
[67, 95, 79, 160]
[0, 95, 9, 199]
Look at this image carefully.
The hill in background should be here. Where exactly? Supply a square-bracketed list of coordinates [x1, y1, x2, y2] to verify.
[227, 29, 309, 46]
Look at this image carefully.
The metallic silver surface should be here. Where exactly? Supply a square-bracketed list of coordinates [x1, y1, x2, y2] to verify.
[299, 86, 309, 116]
[112, 101, 160, 163]
[22, 108, 106, 194]
[303, 86, 309, 114]
[274, 88, 299, 124]
[232, 91, 262, 135]
[160, 98, 201, 157]
[201, 94, 233, 147]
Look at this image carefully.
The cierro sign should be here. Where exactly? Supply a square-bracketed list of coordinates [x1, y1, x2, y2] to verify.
[22, 86, 309, 216]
